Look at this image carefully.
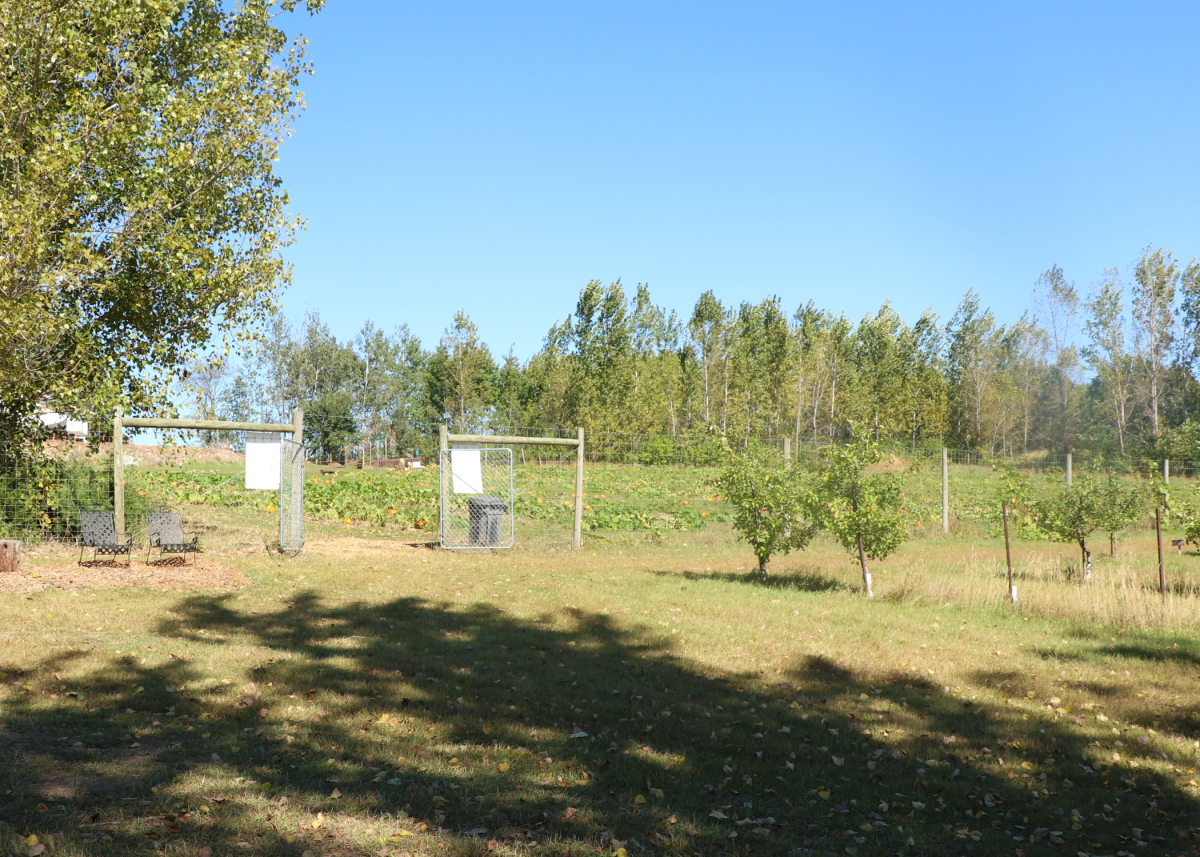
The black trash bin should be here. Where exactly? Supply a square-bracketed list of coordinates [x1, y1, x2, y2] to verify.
[467, 496, 506, 546]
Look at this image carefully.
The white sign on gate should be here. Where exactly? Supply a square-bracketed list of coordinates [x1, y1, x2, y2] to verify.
[451, 444, 483, 494]
[245, 431, 282, 490]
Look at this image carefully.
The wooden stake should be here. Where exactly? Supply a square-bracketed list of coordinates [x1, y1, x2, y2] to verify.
[1156, 506, 1166, 605]
[941, 448, 949, 534]
[572, 427, 585, 548]
[1002, 500, 1015, 603]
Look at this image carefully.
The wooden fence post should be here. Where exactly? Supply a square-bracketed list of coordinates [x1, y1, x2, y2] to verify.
[573, 428, 585, 548]
[1156, 506, 1166, 606]
[1066, 453, 1072, 486]
[1164, 459, 1170, 484]
[941, 448, 949, 534]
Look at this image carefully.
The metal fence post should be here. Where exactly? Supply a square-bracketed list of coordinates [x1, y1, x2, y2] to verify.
[1164, 459, 1170, 484]
[113, 405, 125, 537]
[1066, 453, 1072, 486]
[438, 424, 448, 538]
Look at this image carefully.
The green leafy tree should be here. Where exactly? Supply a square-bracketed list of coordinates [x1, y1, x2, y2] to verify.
[0, 0, 321, 429]
[806, 431, 908, 596]
[1131, 247, 1184, 445]
[1093, 475, 1146, 557]
[1033, 266, 1082, 453]
[1028, 473, 1110, 580]
[715, 441, 817, 580]
[1083, 270, 1135, 455]
[689, 291, 732, 429]
[426, 311, 498, 433]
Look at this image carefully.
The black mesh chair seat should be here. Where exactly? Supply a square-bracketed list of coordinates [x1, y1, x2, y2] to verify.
[147, 506, 199, 565]
[79, 509, 132, 566]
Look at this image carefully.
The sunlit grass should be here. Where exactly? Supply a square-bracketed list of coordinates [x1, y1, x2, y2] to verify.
[2, 519, 1199, 856]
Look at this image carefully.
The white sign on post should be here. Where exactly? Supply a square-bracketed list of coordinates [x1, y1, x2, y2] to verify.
[245, 431, 282, 490]
[451, 445, 483, 494]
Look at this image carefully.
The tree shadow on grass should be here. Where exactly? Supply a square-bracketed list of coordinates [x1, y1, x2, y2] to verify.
[0, 593, 1197, 855]
[665, 568, 852, 594]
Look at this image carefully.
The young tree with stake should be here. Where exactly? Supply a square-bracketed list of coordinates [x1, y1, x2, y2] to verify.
[806, 431, 908, 596]
[1093, 475, 1146, 557]
[1028, 474, 1109, 580]
[716, 441, 817, 580]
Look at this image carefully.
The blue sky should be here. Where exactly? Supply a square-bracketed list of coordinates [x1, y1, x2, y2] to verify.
[276, 1, 1200, 359]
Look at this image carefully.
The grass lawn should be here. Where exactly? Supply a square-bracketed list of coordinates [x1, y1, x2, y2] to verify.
[2, 520, 1199, 857]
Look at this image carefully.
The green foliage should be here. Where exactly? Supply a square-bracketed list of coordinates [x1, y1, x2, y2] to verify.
[426, 311, 499, 433]
[715, 442, 816, 577]
[635, 435, 724, 466]
[1093, 474, 1147, 548]
[1026, 473, 1117, 574]
[0, 453, 152, 540]
[134, 467, 438, 531]
[807, 431, 908, 593]
[0, 0, 321, 426]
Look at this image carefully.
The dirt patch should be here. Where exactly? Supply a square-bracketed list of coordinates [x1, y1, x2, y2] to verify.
[304, 535, 436, 558]
[0, 558, 249, 593]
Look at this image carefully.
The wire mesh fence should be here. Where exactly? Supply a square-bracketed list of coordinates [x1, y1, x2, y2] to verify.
[0, 441, 116, 543]
[280, 438, 306, 552]
[439, 448, 514, 549]
[6, 423, 1200, 556]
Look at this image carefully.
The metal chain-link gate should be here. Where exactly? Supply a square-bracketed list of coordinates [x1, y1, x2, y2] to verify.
[279, 437, 306, 552]
[439, 447, 514, 549]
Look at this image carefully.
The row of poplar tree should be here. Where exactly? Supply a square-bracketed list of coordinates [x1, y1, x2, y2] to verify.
[193, 245, 1200, 462]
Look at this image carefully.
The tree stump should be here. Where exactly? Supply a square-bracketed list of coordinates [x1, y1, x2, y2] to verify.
[0, 540, 19, 574]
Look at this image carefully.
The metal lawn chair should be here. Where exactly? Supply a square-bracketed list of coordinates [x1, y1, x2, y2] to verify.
[146, 506, 200, 565]
[79, 509, 133, 566]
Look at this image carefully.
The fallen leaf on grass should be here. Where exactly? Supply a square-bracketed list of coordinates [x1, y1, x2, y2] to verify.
[198, 849, 213, 857]
[709, 810, 728, 819]
[565, 806, 578, 820]
[634, 795, 647, 804]
[498, 763, 510, 772]
[330, 788, 341, 798]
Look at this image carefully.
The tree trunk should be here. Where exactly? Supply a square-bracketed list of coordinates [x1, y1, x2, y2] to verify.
[857, 533, 872, 596]
[758, 555, 768, 581]
[0, 541, 19, 574]
[1081, 542, 1091, 581]
[1110, 532, 1116, 557]
[852, 485, 871, 596]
